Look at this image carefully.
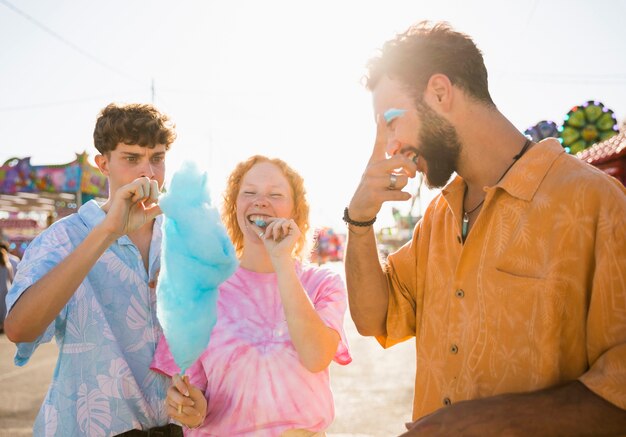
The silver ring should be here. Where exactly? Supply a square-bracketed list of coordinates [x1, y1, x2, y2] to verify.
[258, 231, 264, 238]
[388, 173, 398, 190]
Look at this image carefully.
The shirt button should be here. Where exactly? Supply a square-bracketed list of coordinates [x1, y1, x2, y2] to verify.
[455, 289, 465, 298]
[443, 397, 452, 406]
[450, 344, 459, 354]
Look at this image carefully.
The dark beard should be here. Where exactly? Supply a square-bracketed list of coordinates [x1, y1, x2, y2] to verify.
[415, 101, 462, 188]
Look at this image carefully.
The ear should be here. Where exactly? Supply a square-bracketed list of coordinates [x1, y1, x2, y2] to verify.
[94, 154, 110, 177]
[424, 74, 453, 112]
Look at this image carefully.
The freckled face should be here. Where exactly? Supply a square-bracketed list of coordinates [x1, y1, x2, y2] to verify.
[236, 162, 294, 242]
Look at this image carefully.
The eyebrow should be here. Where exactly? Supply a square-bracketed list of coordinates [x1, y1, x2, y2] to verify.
[241, 183, 288, 190]
[120, 151, 165, 157]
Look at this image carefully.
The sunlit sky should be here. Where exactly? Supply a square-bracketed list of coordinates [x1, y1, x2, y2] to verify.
[1, 0, 625, 231]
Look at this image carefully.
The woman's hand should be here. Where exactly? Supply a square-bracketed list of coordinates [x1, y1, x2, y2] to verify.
[256, 218, 301, 261]
[165, 374, 207, 428]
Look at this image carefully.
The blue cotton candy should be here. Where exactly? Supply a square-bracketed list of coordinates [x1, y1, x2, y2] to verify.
[254, 219, 267, 227]
[156, 161, 238, 373]
[383, 108, 406, 123]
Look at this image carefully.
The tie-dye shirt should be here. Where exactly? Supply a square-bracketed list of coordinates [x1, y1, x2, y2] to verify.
[151, 263, 352, 436]
[6, 200, 169, 436]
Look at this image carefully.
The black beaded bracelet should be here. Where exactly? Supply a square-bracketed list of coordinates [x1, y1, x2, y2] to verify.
[343, 207, 376, 227]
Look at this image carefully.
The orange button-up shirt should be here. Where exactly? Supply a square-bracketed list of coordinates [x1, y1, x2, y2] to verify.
[381, 139, 626, 420]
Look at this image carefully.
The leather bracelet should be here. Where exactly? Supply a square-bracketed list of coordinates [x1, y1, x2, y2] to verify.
[343, 207, 376, 227]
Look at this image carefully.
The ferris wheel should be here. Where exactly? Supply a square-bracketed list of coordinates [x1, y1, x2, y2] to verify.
[558, 100, 619, 154]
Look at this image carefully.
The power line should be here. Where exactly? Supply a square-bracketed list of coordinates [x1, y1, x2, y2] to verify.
[0, 0, 141, 83]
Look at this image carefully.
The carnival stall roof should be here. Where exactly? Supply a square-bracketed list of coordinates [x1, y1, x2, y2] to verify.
[0, 152, 108, 214]
[577, 131, 626, 186]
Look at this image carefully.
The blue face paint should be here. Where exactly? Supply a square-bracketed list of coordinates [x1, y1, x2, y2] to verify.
[383, 108, 407, 124]
[254, 219, 267, 228]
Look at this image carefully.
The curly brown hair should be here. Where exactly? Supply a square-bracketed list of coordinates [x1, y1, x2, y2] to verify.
[366, 21, 494, 106]
[222, 155, 310, 260]
[93, 103, 177, 154]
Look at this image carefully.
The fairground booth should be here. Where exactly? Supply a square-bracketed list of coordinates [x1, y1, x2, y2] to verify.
[0, 152, 107, 257]
[577, 132, 626, 186]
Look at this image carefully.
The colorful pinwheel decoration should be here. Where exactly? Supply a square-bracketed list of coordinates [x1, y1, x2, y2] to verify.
[558, 101, 619, 154]
[524, 120, 559, 143]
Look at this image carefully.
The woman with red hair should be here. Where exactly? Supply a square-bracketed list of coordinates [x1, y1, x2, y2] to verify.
[152, 155, 351, 436]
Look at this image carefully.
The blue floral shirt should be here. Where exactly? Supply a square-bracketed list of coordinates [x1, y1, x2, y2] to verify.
[6, 200, 169, 436]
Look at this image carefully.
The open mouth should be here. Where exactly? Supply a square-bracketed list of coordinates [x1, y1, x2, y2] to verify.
[247, 214, 270, 228]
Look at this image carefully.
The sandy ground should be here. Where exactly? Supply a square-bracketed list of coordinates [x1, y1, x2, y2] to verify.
[0, 263, 416, 436]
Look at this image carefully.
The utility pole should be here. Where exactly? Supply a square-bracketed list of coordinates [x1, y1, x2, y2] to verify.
[151, 78, 155, 103]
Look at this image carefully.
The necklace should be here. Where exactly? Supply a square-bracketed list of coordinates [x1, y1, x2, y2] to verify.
[461, 138, 532, 242]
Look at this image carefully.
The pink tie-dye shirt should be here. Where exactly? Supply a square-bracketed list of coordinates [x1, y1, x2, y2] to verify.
[151, 262, 351, 436]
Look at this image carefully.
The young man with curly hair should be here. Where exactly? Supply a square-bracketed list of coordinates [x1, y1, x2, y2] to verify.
[5, 103, 184, 436]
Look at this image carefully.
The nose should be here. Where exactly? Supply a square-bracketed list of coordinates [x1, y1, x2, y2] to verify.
[386, 139, 402, 157]
[140, 161, 156, 178]
[253, 194, 269, 207]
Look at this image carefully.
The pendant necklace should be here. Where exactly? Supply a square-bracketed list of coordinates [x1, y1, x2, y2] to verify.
[461, 138, 532, 243]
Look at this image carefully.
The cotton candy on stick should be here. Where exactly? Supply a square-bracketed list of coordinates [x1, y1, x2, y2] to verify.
[156, 161, 238, 375]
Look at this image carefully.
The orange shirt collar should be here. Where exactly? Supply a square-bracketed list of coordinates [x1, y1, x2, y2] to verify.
[442, 138, 565, 206]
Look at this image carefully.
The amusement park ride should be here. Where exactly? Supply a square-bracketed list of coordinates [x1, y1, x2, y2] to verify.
[0, 152, 107, 256]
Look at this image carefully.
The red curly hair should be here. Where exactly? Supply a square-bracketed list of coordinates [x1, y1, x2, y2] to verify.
[222, 155, 310, 260]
